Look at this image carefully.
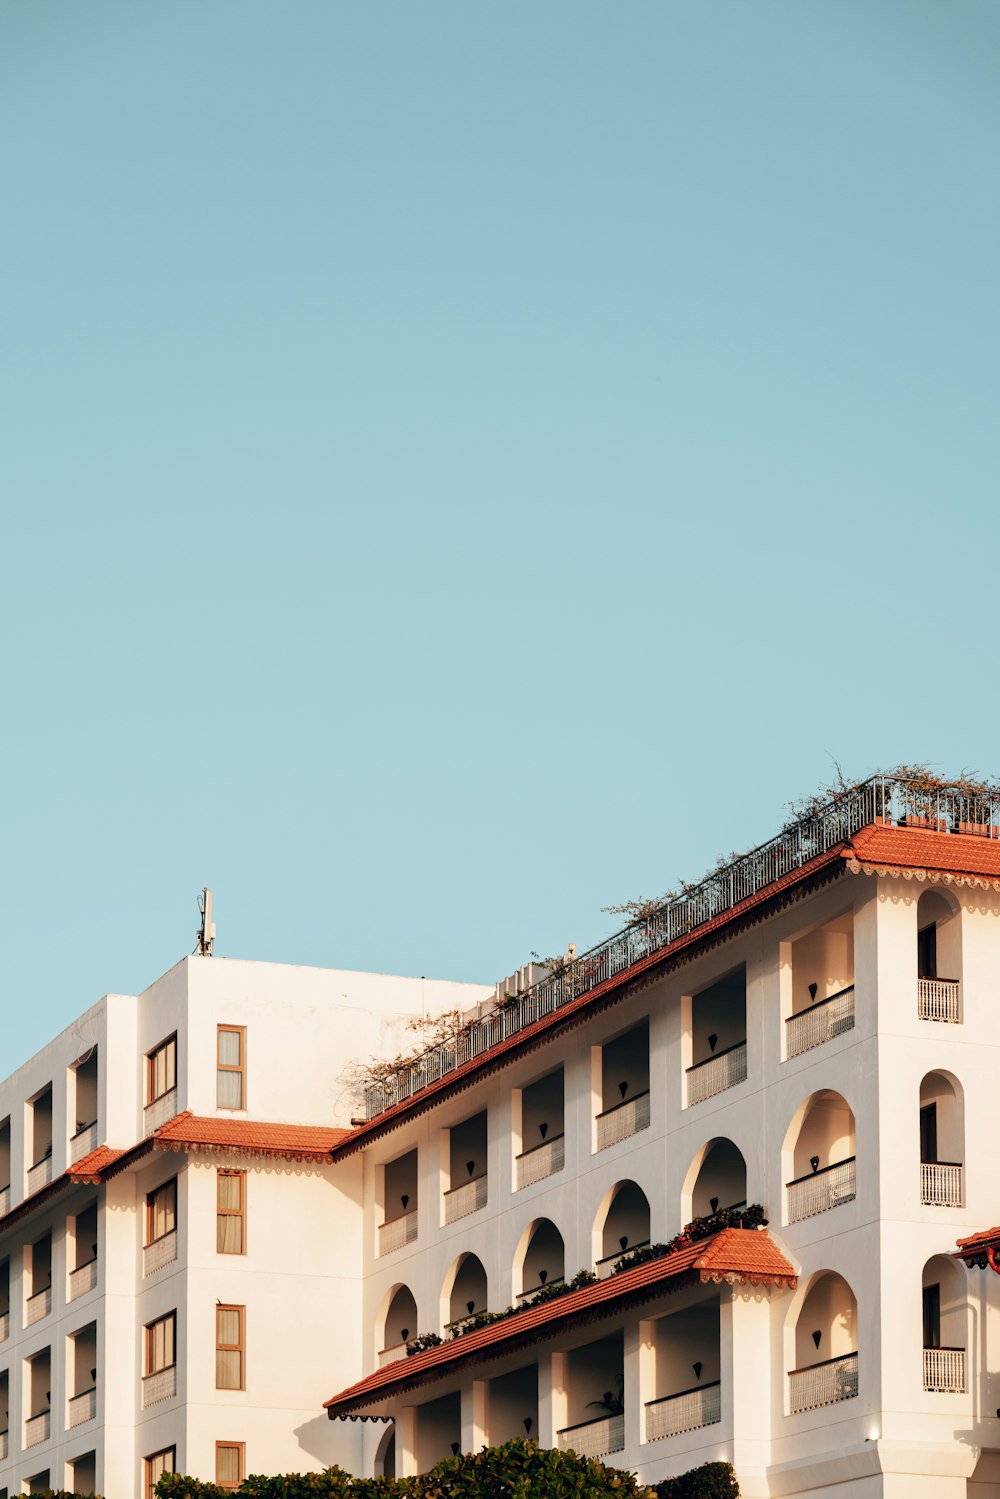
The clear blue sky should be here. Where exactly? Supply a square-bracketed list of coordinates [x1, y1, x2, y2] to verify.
[2, 2, 998, 1067]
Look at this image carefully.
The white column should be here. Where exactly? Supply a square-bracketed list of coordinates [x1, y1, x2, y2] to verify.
[397, 1406, 418, 1477]
[461, 1379, 487, 1452]
[539, 1350, 568, 1447]
[727, 1287, 772, 1495]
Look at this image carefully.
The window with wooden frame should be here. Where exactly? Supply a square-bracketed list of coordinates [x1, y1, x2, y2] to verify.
[217, 1170, 245, 1254]
[215, 1442, 245, 1491]
[145, 1448, 176, 1499]
[147, 1035, 177, 1105]
[217, 1027, 246, 1110]
[145, 1310, 176, 1374]
[216, 1304, 245, 1389]
[145, 1178, 177, 1245]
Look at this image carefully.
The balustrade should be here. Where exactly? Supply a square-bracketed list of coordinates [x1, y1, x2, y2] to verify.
[645, 1381, 721, 1441]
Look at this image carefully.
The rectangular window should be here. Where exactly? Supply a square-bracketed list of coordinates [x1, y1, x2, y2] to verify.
[145, 1179, 177, 1245]
[145, 1448, 176, 1499]
[147, 1036, 177, 1104]
[145, 1311, 176, 1374]
[217, 1170, 245, 1254]
[217, 1027, 245, 1110]
[216, 1304, 244, 1389]
[216, 1442, 245, 1491]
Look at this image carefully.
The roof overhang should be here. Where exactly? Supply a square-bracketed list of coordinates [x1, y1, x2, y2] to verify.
[323, 1228, 797, 1418]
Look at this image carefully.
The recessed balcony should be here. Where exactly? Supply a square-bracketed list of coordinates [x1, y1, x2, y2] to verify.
[24, 1409, 50, 1448]
[918, 978, 960, 1024]
[516, 1134, 565, 1189]
[921, 1162, 964, 1208]
[786, 1157, 856, 1224]
[557, 1412, 624, 1459]
[923, 1347, 965, 1393]
[26, 1285, 51, 1326]
[69, 1257, 97, 1301]
[786, 987, 855, 1059]
[68, 1387, 96, 1428]
[70, 1122, 98, 1163]
[141, 1365, 176, 1408]
[596, 1092, 650, 1151]
[143, 1229, 177, 1278]
[379, 1210, 418, 1256]
[443, 1175, 487, 1225]
[687, 1042, 747, 1106]
[645, 1381, 721, 1442]
[788, 1352, 858, 1413]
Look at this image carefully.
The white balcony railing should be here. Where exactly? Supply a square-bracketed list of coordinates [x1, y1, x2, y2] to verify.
[26, 1285, 52, 1326]
[787, 1158, 857, 1223]
[516, 1276, 565, 1302]
[923, 1347, 966, 1392]
[0, 1429, 7, 1460]
[789, 1352, 858, 1413]
[70, 1122, 98, 1163]
[143, 1230, 178, 1279]
[921, 1162, 964, 1208]
[918, 978, 960, 1023]
[596, 1092, 650, 1152]
[378, 1211, 418, 1257]
[596, 1240, 650, 1280]
[142, 1364, 177, 1408]
[0, 1312, 9, 1342]
[69, 1257, 98, 1300]
[786, 986, 855, 1058]
[0, 1185, 10, 1216]
[24, 1410, 50, 1448]
[144, 1088, 177, 1134]
[557, 1412, 625, 1459]
[687, 1042, 747, 1106]
[443, 1174, 487, 1225]
[26, 1156, 53, 1195]
[646, 1381, 721, 1441]
[378, 1343, 407, 1368]
[516, 1134, 566, 1189]
[68, 1387, 97, 1428]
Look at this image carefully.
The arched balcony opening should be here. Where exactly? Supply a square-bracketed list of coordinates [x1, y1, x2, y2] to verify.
[916, 890, 962, 1022]
[919, 1070, 965, 1207]
[595, 1181, 650, 1278]
[444, 1252, 488, 1331]
[783, 1091, 856, 1224]
[788, 1271, 858, 1414]
[516, 1219, 565, 1301]
[785, 912, 855, 1058]
[687, 1138, 747, 1221]
[374, 1425, 396, 1479]
[379, 1284, 418, 1366]
[922, 1254, 968, 1394]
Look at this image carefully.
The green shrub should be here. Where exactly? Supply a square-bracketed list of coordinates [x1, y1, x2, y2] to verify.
[651, 1461, 740, 1498]
[155, 1445, 739, 1499]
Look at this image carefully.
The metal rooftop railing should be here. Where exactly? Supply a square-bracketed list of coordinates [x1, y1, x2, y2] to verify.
[362, 774, 1000, 1120]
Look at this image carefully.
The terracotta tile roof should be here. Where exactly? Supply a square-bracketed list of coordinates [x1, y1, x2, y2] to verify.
[848, 823, 1000, 881]
[955, 1226, 1000, 1261]
[333, 820, 1000, 1157]
[323, 1229, 797, 1417]
[154, 1112, 350, 1160]
[69, 1145, 129, 1183]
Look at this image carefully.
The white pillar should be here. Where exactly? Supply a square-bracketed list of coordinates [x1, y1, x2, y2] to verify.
[461, 1379, 487, 1452]
[397, 1405, 418, 1477]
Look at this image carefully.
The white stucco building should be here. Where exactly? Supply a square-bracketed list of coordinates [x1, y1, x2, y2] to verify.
[6, 774, 1000, 1497]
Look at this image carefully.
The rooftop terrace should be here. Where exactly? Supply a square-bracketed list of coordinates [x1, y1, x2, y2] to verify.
[362, 774, 1000, 1121]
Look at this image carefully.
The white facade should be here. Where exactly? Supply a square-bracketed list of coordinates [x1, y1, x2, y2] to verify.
[335, 834, 1000, 1499]
[0, 957, 489, 1497]
[5, 791, 1000, 1498]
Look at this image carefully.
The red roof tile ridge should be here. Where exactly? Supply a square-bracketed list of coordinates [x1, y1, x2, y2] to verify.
[323, 1229, 796, 1414]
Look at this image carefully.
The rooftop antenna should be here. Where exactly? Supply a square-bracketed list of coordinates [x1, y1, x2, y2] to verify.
[196, 888, 216, 956]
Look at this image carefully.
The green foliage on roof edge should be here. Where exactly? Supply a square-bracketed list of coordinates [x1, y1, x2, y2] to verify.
[155, 1443, 738, 1497]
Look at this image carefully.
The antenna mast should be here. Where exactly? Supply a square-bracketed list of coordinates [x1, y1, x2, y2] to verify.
[196, 888, 216, 956]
